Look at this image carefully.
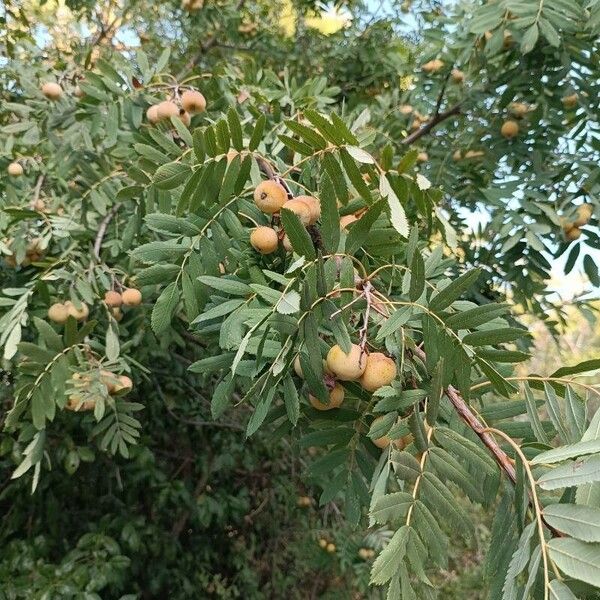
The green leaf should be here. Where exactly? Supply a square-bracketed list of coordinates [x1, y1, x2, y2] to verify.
[197, 276, 252, 296]
[370, 525, 410, 585]
[345, 199, 384, 254]
[426, 358, 444, 426]
[211, 375, 235, 419]
[531, 439, 600, 465]
[429, 269, 481, 313]
[548, 538, 600, 587]
[153, 162, 191, 190]
[445, 303, 509, 330]
[282, 376, 299, 426]
[304, 110, 345, 145]
[376, 306, 413, 342]
[248, 115, 265, 151]
[380, 175, 408, 238]
[543, 504, 600, 542]
[549, 580, 578, 600]
[227, 108, 243, 151]
[280, 208, 316, 260]
[319, 174, 340, 253]
[524, 382, 550, 444]
[370, 492, 413, 525]
[520, 23, 539, 54]
[538, 456, 600, 490]
[463, 327, 527, 347]
[544, 382, 570, 443]
[151, 281, 180, 335]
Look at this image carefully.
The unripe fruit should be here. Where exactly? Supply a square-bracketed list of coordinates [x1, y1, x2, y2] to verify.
[326, 543, 336, 553]
[359, 353, 397, 392]
[340, 214, 359, 230]
[295, 195, 321, 225]
[8, 162, 23, 176]
[282, 198, 312, 225]
[146, 104, 160, 124]
[122, 288, 142, 306]
[562, 93, 578, 109]
[422, 59, 444, 73]
[181, 89, 206, 113]
[48, 303, 69, 324]
[564, 225, 582, 241]
[451, 68, 464, 83]
[250, 226, 279, 254]
[156, 100, 180, 120]
[501, 120, 519, 139]
[326, 343, 366, 381]
[112, 375, 133, 394]
[66, 301, 89, 321]
[416, 151, 428, 162]
[309, 383, 344, 410]
[253, 180, 288, 214]
[573, 204, 593, 227]
[104, 290, 122, 307]
[41, 82, 63, 100]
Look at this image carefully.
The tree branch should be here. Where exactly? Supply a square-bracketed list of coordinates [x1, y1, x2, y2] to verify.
[93, 202, 122, 261]
[401, 102, 462, 146]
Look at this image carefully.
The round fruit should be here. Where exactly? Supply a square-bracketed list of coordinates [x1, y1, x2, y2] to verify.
[111, 307, 123, 322]
[340, 214, 359, 230]
[48, 303, 69, 324]
[422, 59, 444, 73]
[65, 395, 95, 411]
[326, 344, 366, 381]
[416, 151, 428, 163]
[501, 120, 519, 138]
[156, 100, 180, 120]
[564, 225, 582, 241]
[359, 353, 397, 392]
[181, 89, 206, 113]
[122, 288, 142, 306]
[7, 162, 23, 177]
[104, 291, 122, 307]
[309, 383, 344, 410]
[66, 301, 89, 321]
[282, 198, 312, 225]
[41, 82, 62, 100]
[297, 496, 311, 507]
[573, 204, 593, 227]
[250, 226, 279, 254]
[452, 150, 462, 161]
[295, 195, 321, 225]
[179, 111, 191, 127]
[358, 548, 370, 560]
[451, 68, 465, 83]
[113, 375, 133, 394]
[319, 538, 328, 549]
[326, 543, 336, 553]
[509, 102, 529, 118]
[146, 104, 160, 124]
[562, 93, 578, 109]
[253, 180, 288, 214]
[399, 104, 413, 115]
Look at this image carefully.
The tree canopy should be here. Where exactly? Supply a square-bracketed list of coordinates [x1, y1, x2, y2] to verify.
[1, 0, 600, 598]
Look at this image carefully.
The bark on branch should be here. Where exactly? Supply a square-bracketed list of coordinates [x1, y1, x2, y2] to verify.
[401, 102, 462, 146]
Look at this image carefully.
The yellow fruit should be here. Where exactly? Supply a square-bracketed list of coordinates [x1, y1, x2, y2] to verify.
[111, 307, 123, 322]
[104, 291, 122, 307]
[340, 214, 359, 230]
[564, 225, 582, 241]
[156, 100, 180, 120]
[7, 162, 23, 176]
[294, 355, 304, 378]
[181, 89, 206, 113]
[509, 102, 529, 118]
[112, 375, 133, 394]
[178, 111, 192, 127]
[41, 82, 62, 100]
[122, 288, 142, 306]
[32, 199, 46, 212]
[65, 395, 95, 411]
[326, 543, 336, 553]
[295, 195, 321, 225]
[253, 180, 288, 214]
[399, 104, 413, 115]
[358, 548, 371, 560]
[319, 538, 328, 549]
[451, 68, 465, 83]
[501, 120, 519, 139]
[99, 370, 118, 393]
[326, 344, 366, 381]
[48, 303, 69, 324]
[416, 151, 428, 162]
[562, 93, 578, 109]
[309, 383, 344, 410]
[422, 59, 444, 73]
[359, 353, 397, 392]
[250, 226, 279, 254]
[66, 301, 89, 321]
[282, 198, 312, 225]
[146, 104, 160, 124]
[371, 416, 411, 450]
[452, 150, 462, 161]
[297, 496, 311, 507]
[573, 204, 593, 227]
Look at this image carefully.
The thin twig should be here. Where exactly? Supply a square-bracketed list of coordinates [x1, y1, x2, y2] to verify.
[92, 203, 122, 261]
[401, 102, 462, 146]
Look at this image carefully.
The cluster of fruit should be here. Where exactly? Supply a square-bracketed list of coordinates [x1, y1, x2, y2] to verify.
[563, 204, 593, 242]
[3, 238, 45, 267]
[318, 538, 337, 554]
[103, 288, 143, 321]
[249, 180, 321, 253]
[66, 369, 133, 411]
[145, 89, 206, 126]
